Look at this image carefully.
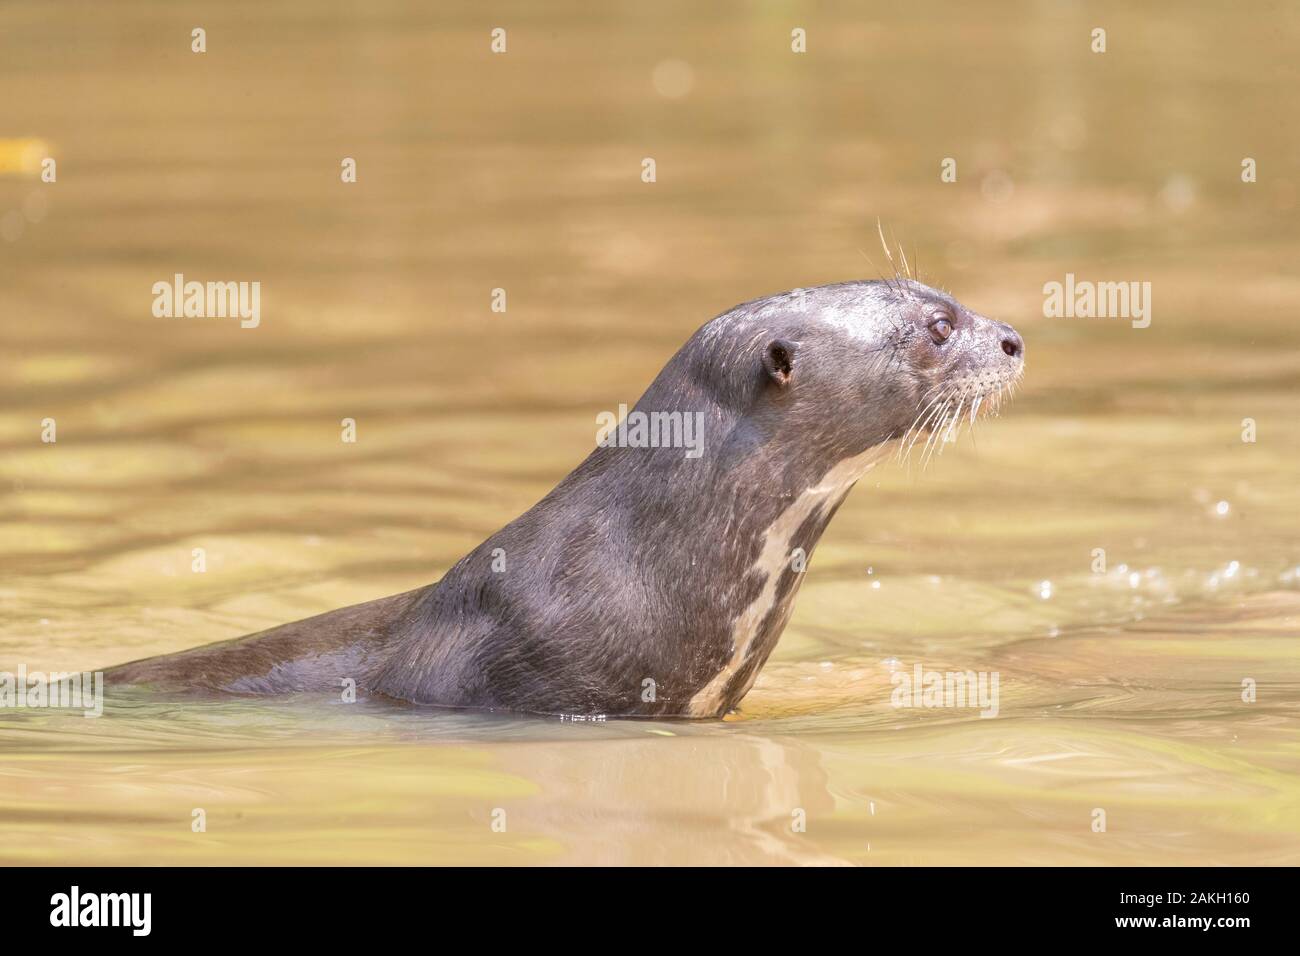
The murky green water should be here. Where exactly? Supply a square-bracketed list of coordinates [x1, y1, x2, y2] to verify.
[1, 1, 1298, 864]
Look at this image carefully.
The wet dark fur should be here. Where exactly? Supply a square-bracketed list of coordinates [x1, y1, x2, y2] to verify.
[109, 280, 1023, 717]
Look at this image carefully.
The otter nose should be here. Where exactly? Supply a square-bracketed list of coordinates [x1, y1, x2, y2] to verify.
[999, 327, 1024, 359]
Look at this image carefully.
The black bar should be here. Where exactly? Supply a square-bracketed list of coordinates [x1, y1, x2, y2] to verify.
[5, 867, 1285, 940]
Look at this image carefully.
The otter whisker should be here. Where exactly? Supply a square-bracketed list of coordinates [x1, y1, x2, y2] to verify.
[966, 395, 983, 454]
[900, 399, 943, 469]
[920, 392, 958, 469]
[857, 246, 888, 288]
[876, 218, 894, 270]
[903, 386, 955, 467]
[924, 381, 979, 469]
[909, 400, 951, 468]
[944, 395, 967, 444]
[896, 415, 926, 464]
[932, 393, 968, 466]
[899, 382, 951, 442]
[920, 412, 947, 469]
[876, 218, 906, 293]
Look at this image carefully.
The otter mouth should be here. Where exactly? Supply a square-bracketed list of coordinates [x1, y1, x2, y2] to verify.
[897, 368, 1022, 467]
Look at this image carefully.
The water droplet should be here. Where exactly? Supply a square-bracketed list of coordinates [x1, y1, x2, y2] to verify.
[651, 59, 695, 98]
[1159, 174, 1197, 212]
[980, 169, 1015, 203]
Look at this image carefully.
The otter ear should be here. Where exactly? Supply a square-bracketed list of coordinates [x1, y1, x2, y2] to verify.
[762, 339, 797, 387]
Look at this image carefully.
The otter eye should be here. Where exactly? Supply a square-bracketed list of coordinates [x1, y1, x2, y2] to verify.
[929, 317, 953, 343]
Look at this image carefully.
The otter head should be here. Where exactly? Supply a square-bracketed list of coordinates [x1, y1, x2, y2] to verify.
[737, 279, 1023, 470]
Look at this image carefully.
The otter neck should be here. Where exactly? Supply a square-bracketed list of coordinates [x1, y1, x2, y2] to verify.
[677, 440, 896, 716]
[590, 435, 893, 716]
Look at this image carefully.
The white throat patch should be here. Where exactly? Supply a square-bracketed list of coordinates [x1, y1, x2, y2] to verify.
[686, 442, 896, 717]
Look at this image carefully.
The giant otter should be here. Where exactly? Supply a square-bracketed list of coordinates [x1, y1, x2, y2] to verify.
[110, 278, 1024, 718]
